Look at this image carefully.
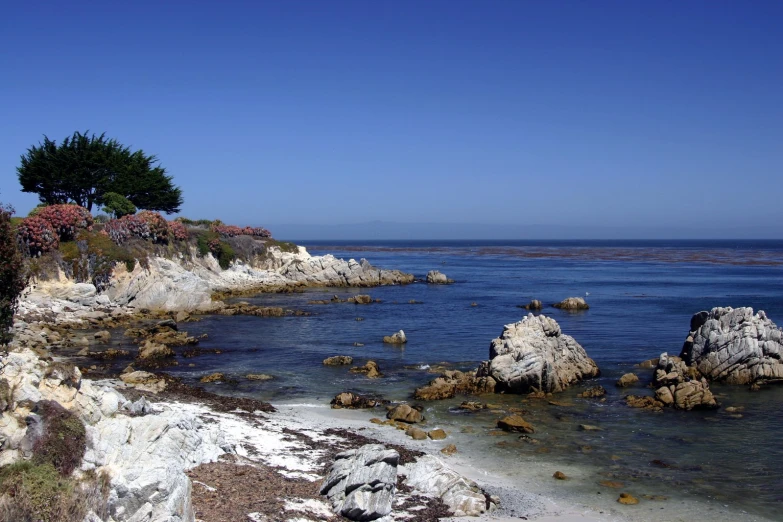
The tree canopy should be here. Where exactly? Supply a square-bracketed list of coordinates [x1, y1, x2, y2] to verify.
[17, 131, 183, 213]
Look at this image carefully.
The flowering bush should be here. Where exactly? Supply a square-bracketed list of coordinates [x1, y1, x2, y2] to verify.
[36, 204, 93, 241]
[17, 216, 59, 256]
[212, 223, 272, 238]
[168, 220, 188, 241]
[104, 214, 150, 244]
[137, 211, 169, 243]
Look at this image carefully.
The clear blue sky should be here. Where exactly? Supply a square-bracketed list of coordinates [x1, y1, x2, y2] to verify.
[1, 1, 781, 236]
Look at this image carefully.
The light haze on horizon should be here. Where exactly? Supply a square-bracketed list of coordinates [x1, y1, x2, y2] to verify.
[1, 1, 781, 238]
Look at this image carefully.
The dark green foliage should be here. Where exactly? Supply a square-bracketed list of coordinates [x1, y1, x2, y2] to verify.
[265, 239, 298, 253]
[177, 217, 215, 227]
[0, 203, 28, 348]
[101, 191, 136, 218]
[216, 241, 236, 269]
[194, 230, 235, 268]
[17, 131, 183, 213]
[30, 400, 86, 476]
[59, 230, 138, 288]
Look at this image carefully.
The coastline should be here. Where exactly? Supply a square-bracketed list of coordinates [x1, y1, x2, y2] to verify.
[2, 243, 780, 521]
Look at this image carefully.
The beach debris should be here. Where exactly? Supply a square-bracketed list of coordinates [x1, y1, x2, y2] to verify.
[485, 314, 600, 393]
[323, 355, 354, 366]
[386, 404, 424, 423]
[349, 360, 382, 378]
[382, 330, 407, 344]
[552, 297, 590, 310]
[426, 270, 453, 284]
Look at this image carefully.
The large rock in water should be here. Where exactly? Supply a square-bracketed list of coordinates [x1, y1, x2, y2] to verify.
[679, 307, 783, 384]
[320, 444, 399, 521]
[426, 270, 453, 284]
[483, 314, 599, 393]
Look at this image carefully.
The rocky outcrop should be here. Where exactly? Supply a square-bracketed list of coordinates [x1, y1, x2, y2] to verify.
[552, 297, 589, 310]
[324, 356, 353, 366]
[616, 373, 639, 387]
[330, 392, 379, 409]
[386, 404, 424, 424]
[497, 415, 535, 434]
[680, 307, 783, 385]
[413, 369, 496, 400]
[349, 361, 382, 378]
[382, 330, 407, 344]
[652, 353, 718, 410]
[277, 254, 414, 288]
[320, 444, 399, 521]
[426, 270, 453, 284]
[483, 314, 600, 393]
[521, 300, 543, 311]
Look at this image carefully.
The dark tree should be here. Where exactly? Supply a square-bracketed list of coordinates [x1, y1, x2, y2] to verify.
[0, 202, 28, 348]
[17, 131, 183, 213]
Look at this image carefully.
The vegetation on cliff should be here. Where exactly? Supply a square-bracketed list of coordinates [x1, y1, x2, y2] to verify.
[0, 202, 28, 349]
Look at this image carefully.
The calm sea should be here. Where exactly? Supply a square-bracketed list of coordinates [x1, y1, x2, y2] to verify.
[115, 241, 783, 519]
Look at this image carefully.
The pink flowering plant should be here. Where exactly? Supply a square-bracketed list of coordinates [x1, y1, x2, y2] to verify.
[17, 216, 59, 256]
[36, 204, 93, 240]
[104, 214, 151, 244]
[137, 211, 169, 243]
[168, 220, 188, 241]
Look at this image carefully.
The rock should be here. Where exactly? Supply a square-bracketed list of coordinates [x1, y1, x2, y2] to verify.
[382, 330, 407, 344]
[175, 311, 190, 322]
[428, 429, 447, 440]
[497, 415, 535, 434]
[401, 455, 496, 516]
[440, 444, 457, 456]
[349, 361, 382, 378]
[324, 356, 354, 366]
[426, 270, 453, 284]
[245, 373, 274, 381]
[120, 371, 167, 393]
[331, 392, 378, 409]
[157, 319, 178, 330]
[618, 492, 639, 505]
[616, 373, 639, 387]
[88, 348, 130, 360]
[552, 297, 589, 310]
[386, 404, 424, 424]
[138, 340, 175, 359]
[93, 330, 111, 342]
[637, 358, 660, 369]
[680, 307, 783, 385]
[625, 395, 664, 412]
[522, 300, 543, 310]
[320, 444, 399, 521]
[486, 314, 599, 393]
[199, 372, 225, 383]
[349, 294, 372, 304]
[600, 480, 624, 488]
[353, 342, 364, 347]
[652, 353, 718, 410]
[457, 401, 486, 411]
[414, 369, 496, 400]
[579, 424, 603, 431]
[406, 427, 427, 440]
[578, 385, 606, 398]
[553, 471, 568, 480]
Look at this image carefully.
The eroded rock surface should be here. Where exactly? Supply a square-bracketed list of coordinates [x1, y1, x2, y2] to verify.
[414, 369, 496, 400]
[484, 314, 600, 393]
[426, 270, 453, 284]
[680, 307, 783, 384]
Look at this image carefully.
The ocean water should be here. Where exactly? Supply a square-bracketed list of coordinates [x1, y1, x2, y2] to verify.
[104, 241, 783, 519]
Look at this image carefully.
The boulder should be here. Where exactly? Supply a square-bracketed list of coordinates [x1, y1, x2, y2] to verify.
[616, 373, 639, 387]
[680, 307, 783, 385]
[199, 373, 225, 383]
[578, 385, 606, 398]
[428, 429, 447, 440]
[349, 361, 382, 378]
[522, 300, 543, 310]
[94, 330, 111, 342]
[485, 314, 599, 393]
[331, 392, 378, 409]
[651, 353, 718, 410]
[349, 294, 373, 304]
[320, 444, 399, 521]
[382, 330, 407, 344]
[324, 356, 354, 366]
[497, 415, 535, 434]
[386, 404, 424, 424]
[406, 427, 427, 440]
[138, 340, 175, 360]
[120, 371, 167, 393]
[552, 297, 589, 310]
[414, 369, 496, 400]
[426, 270, 453, 284]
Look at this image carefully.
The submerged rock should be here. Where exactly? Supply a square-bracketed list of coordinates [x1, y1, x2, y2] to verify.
[552, 297, 589, 310]
[138, 340, 175, 359]
[200, 372, 225, 383]
[485, 314, 600, 393]
[680, 307, 783, 385]
[497, 415, 535, 434]
[320, 444, 399, 521]
[616, 373, 639, 388]
[521, 299, 543, 310]
[426, 270, 453, 284]
[350, 361, 382, 378]
[578, 385, 606, 398]
[324, 356, 354, 366]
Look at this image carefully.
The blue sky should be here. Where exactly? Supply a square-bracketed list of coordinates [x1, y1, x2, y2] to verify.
[1, 1, 781, 237]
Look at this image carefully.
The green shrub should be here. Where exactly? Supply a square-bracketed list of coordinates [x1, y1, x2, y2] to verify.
[216, 241, 236, 269]
[0, 204, 28, 348]
[101, 192, 136, 218]
[266, 239, 298, 253]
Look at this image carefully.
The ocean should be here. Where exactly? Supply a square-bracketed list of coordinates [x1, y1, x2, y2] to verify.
[120, 240, 783, 519]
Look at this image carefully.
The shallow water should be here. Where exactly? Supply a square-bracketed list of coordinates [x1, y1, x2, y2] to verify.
[93, 241, 783, 519]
